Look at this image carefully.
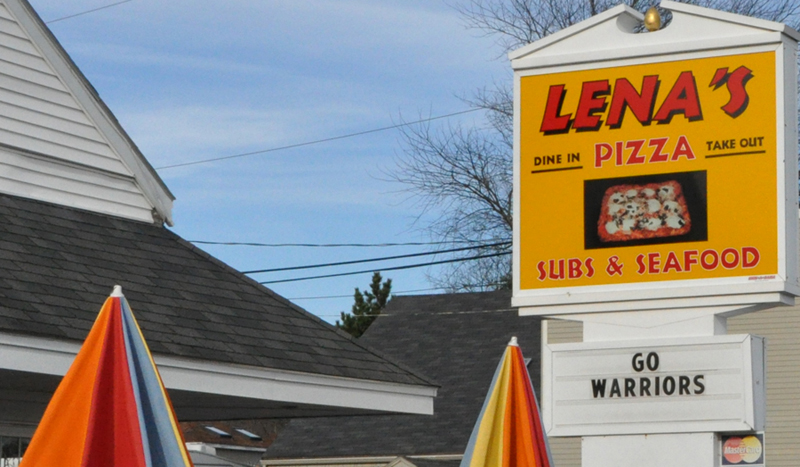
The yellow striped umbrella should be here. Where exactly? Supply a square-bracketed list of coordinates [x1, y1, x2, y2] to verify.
[461, 337, 554, 467]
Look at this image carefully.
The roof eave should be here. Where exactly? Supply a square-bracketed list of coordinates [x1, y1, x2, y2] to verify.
[0, 331, 438, 418]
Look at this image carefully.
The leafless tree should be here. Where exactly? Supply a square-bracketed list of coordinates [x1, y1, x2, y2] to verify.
[394, 0, 800, 291]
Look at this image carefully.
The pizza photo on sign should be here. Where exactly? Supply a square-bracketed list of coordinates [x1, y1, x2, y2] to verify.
[599, 180, 691, 242]
[584, 171, 708, 249]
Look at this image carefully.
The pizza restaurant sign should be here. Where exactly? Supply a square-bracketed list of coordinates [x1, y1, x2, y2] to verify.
[513, 48, 798, 309]
[542, 335, 766, 437]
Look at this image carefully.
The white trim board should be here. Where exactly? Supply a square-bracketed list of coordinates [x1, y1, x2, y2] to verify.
[0, 331, 437, 416]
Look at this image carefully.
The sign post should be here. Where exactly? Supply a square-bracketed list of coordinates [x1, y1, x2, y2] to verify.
[510, 2, 799, 466]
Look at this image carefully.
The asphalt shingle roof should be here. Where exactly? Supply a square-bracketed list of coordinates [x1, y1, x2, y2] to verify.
[264, 290, 543, 458]
[0, 193, 429, 386]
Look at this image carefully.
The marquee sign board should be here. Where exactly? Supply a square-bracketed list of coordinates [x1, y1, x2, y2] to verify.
[511, 1, 800, 313]
[541, 334, 766, 437]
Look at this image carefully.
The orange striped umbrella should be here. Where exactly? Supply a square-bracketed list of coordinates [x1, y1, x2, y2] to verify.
[20, 286, 194, 467]
[460, 337, 554, 467]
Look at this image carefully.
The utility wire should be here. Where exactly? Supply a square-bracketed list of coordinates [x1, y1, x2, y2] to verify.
[289, 287, 444, 301]
[46, 0, 134, 24]
[289, 283, 506, 300]
[242, 241, 510, 274]
[155, 108, 481, 170]
[314, 307, 516, 318]
[259, 251, 511, 285]
[190, 239, 501, 248]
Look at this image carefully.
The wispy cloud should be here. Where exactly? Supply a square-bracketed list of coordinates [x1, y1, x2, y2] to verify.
[66, 42, 270, 74]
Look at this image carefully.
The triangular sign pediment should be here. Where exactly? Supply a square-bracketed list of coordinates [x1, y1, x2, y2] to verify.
[510, 0, 800, 71]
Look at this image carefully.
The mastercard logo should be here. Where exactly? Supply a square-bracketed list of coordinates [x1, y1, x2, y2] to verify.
[723, 436, 764, 464]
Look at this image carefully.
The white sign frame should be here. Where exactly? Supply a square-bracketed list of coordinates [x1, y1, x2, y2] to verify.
[510, 1, 800, 315]
[542, 334, 766, 437]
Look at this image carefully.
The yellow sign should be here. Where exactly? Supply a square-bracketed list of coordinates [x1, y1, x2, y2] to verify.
[519, 52, 777, 290]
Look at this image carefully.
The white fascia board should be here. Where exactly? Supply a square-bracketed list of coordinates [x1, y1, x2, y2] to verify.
[517, 292, 794, 316]
[0, 332, 436, 416]
[4, 0, 175, 225]
[508, 4, 642, 61]
[196, 444, 267, 454]
[662, 0, 800, 42]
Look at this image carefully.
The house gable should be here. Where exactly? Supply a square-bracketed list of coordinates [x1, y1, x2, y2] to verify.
[0, 0, 173, 225]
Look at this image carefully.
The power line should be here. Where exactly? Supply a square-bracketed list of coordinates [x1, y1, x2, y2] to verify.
[242, 241, 510, 274]
[190, 239, 498, 248]
[259, 251, 511, 285]
[155, 108, 481, 170]
[289, 287, 443, 301]
[46, 0, 134, 24]
[313, 307, 516, 318]
[289, 283, 506, 300]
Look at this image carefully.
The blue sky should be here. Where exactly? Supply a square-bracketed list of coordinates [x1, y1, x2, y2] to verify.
[29, 0, 508, 321]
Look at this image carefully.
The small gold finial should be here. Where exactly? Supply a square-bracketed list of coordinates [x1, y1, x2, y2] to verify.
[644, 6, 661, 32]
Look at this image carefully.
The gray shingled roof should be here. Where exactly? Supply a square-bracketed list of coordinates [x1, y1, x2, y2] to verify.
[0, 193, 429, 386]
[264, 290, 543, 458]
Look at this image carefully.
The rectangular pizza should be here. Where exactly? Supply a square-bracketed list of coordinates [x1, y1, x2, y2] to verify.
[598, 180, 691, 242]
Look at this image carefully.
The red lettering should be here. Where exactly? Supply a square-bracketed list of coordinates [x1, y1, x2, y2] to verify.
[573, 80, 610, 131]
[648, 252, 660, 274]
[662, 251, 683, 273]
[648, 137, 670, 162]
[721, 248, 740, 269]
[636, 254, 646, 274]
[711, 66, 753, 118]
[540, 85, 571, 134]
[606, 76, 659, 128]
[709, 68, 729, 88]
[701, 250, 719, 270]
[537, 261, 546, 281]
[585, 258, 595, 277]
[684, 250, 699, 272]
[625, 139, 646, 164]
[742, 247, 760, 268]
[671, 135, 696, 161]
[541, 72, 708, 134]
[629, 248, 754, 276]
[549, 259, 565, 280]
[568, 258, 583, 279]
[594, 143, 613, 168]
[654, 71, 703, 124]
[615, 141, 623, 166]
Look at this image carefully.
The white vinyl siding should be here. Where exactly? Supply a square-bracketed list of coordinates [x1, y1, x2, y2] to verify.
[728, 305, 800, 467]
[0, 2, 157, 223]
[545, 319, 582, 467]
[0, 146, 153, 222]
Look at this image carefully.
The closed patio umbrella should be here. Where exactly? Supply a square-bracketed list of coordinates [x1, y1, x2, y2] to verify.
[20, 285, 194, 467]
[460, 337, 554, 467]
